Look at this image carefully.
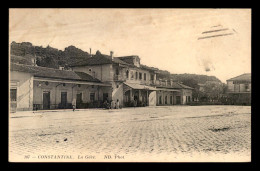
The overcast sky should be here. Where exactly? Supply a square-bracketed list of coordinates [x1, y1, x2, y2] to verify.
[9, 9, 251, 82]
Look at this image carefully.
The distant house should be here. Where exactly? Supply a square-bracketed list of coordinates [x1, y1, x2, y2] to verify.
[226, 73, 251, 105]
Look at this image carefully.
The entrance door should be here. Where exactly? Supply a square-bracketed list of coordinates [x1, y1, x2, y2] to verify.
[124, 90, 130, 103]
[103, 93, 108, 102]
[134, 91, 139, 102]
[43, 91, 50, 109]
[176, 96, 181, 105]
[76, 93, 82, 108]
[61, 92, 67, 108]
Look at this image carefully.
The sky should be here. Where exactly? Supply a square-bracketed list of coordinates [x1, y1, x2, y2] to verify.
[9, 9, 251, 82]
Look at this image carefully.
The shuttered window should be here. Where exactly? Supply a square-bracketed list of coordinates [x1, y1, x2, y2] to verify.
[10, 89, 17, 102]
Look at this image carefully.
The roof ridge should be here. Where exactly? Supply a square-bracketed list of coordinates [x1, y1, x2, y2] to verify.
[227, 73, 251, 81]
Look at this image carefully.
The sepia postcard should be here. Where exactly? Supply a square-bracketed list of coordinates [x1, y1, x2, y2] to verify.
[9, 8, 251, 162]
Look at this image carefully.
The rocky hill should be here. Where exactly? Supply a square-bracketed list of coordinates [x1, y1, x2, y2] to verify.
[10, 41, 91, 69]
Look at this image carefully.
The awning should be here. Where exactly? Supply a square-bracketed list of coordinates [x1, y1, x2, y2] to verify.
[124, 82, 157, 91]
[156, 88, 180, 92]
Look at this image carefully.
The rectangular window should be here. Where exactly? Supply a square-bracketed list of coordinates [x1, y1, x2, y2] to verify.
[144, 73, 146, 80]
[165, 96, 167, 104]
[10, 89, 17, 102]
[139, 73, 142, 80]
[116, 68, 119, 75]
[150, 74, 154, 80]
[245, 84, 249, 91]
[131, 71, 134, 79]
[90, 93, 95, 101]
[126, 70, 129, 79]
[77, 93, 83, 103]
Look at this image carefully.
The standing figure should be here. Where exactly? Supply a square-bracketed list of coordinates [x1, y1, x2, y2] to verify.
[72, 98, 76, 111]
[111, 100, 115, 109]
[116, 99, 120, 109]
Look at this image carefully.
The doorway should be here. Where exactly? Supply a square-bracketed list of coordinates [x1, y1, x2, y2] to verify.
[176, 96, 181, 105]
[43, 91, 50, 109]
[103, 93, 108, 102]
[76, 93, 83, 108]
[61, 92, 67, 108]
[134, 91, 139, 102]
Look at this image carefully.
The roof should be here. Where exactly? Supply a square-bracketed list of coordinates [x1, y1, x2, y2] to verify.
[154, 82, 194, 90]
[69, 54, 112, 66]
[116, 56, 138, 65]
[156, 88, 180, 92]
[69, 54, 132, 67]
[112, 57, 132, 66]
[10, 63, 101, 82]
[177, 82, 194, 89]
[227, 73, 251, 81]
[69, 54, 161, 73]
[140, 64, 159, 71]
[124, 82, 157, 91]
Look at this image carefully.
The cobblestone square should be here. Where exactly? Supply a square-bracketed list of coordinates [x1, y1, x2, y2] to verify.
[9, 105, 251, 162]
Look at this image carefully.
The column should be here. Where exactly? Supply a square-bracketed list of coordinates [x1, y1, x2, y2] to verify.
[139, 90, 141, 102]
[154, 74, 156, 82]
[147, 90, 149, 106]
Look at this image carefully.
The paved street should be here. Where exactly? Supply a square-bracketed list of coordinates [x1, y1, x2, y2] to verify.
[9, 105, 251, 162]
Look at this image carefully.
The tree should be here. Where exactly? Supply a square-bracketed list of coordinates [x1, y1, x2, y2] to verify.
[202, 82, 225, 101]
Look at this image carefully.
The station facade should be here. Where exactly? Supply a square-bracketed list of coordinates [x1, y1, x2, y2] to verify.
[10, 52, 193, 112]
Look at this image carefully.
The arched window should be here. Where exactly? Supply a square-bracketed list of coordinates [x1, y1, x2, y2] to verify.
[126, 70, 129, 79]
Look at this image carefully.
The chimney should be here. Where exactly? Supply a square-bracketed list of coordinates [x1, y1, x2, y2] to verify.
[31, 55, 37, 66]
[110, 51, 114, 59]
[90, 48, 92, 57]
[170, 79, 173, 86]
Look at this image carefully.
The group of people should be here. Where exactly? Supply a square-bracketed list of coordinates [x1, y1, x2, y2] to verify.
[103, 99, 120, 109]
[71, 98, 121, 111]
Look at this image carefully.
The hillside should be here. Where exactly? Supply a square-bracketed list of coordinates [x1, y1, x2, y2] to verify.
[10, 41, 91, 69]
